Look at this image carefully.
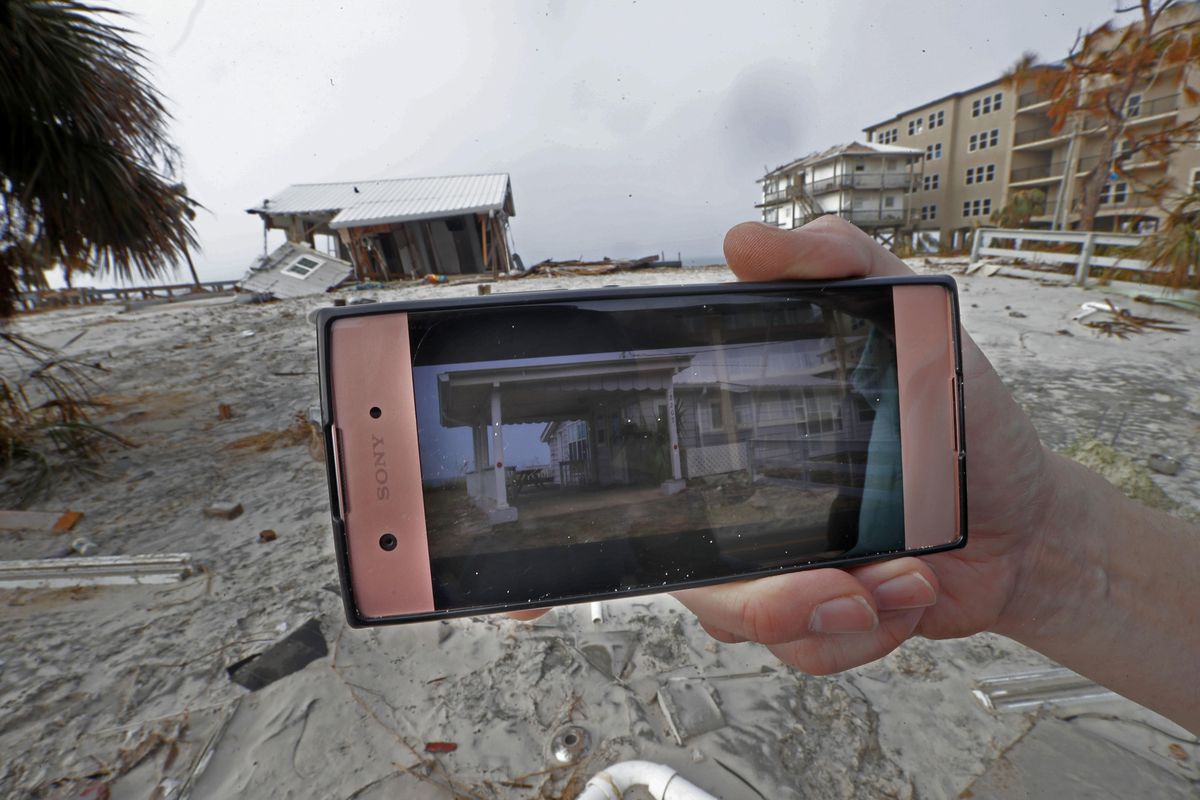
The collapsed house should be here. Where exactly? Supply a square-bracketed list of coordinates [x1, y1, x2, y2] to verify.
[239, 242, 354, 298]
[246, 173, 516, 281]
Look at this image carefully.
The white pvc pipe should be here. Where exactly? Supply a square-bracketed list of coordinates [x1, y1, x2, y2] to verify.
[590, 601, 605, 624]
[576, 760, 718, 800]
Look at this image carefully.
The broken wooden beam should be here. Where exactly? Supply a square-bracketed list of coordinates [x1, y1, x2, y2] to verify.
[0, 553, 195, 589]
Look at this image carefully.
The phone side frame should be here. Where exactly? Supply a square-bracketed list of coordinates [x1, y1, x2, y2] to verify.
[315, 275, 967, 627]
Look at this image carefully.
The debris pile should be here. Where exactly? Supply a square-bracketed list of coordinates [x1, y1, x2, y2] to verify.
[1072, 300, 1188, 338]
[517, 254, 680, 278]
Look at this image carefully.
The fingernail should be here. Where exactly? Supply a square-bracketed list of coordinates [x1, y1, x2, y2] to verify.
[809, 596, 878, 634]
[873, 573, 936, 611]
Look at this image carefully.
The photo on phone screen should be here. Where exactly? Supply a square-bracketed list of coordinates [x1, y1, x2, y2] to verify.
[322, 280, 965, 623]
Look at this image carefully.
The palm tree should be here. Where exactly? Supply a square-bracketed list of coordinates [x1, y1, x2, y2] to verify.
[0, 0, 199, 314]
[1138, 191, 1200, 289]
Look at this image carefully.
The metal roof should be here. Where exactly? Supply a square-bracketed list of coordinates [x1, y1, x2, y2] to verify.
[247, 173, 514, 229]
[761, 141, 923, 179]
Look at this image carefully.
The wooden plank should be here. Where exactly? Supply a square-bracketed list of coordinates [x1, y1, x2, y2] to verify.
[0, 553, 194, 589]
[0, 509, 83, 532]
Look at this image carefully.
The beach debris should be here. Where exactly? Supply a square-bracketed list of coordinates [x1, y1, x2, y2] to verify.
[348, 297, 377, 305]
[0, 509, 84, 532]
[217, 403, 234, 420]
[225, 411, 319, 455]
[1147, 454, 1182, 476]
[550, 725, 591, 764]
[423, 274, 450, 285]
[477, 283, 492, 295]
[203, 502, 244, 520]
[0, 553, 195, 589]
[657, 679, 727, 745]
[590, 601, 604, 624]
[577, 631, 639, 680]
[71, 536, 98, 556]
[1073, 299, 1188, 338]
[971, 667, 1116, 713]
[43, 779, 111, 800]
[258, 529, 278, 543]
[226, 617, 328, 691]
[239, 329, 256, 338]
[232, 291, 276, 305]
[424, 741, 458, 754]
[1008, 310, 1027, 318]
[516, 254, 676, 278]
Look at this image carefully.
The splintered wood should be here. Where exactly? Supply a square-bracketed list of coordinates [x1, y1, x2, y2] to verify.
[516, 254, 671, 277]
[1082, 300, 1188, 339]
[0, 509, 83, 532]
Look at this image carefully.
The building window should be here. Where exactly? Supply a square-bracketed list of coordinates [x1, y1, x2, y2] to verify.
[1126, 93, 1142, 118]
[923, 174, 939, 191]
[925, 142, 942, 160]
[965, 164, 997, 184]
[962, 198, 992, 217]
[969, 129, 1001, 152]
[282, 255, 321, 279]
[908, 118, 924, 136]
[921, 204, 937, 221]
[1100, 182, 1129, 204]
[764, 208, 779, 225]
[709, 402, 724, 430]
[973, 91, 1004, 117]
[878, 127, 899, 145]
[989, 128, 999, 147]
[884, 196, 896, 208]
[928, 109, 945, 129]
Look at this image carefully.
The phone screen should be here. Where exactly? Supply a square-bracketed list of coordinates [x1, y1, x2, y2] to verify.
[402, 287, 914, 609]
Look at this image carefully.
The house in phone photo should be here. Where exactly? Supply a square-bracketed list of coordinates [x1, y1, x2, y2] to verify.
[436, 330, 882, 523]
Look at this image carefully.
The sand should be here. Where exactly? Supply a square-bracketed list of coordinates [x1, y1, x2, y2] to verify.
[0, 262, 1197, 799]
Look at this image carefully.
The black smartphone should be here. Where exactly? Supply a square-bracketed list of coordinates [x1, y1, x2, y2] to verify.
[316, 277, 966, 625]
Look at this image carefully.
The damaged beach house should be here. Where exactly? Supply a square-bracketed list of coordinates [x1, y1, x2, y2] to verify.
[244, 173, 517, 288]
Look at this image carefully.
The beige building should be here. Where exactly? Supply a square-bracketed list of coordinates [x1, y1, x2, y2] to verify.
[757, 141, 924, 246]
[859, 3, 1200, 248]
[763, 5, 1195, 247]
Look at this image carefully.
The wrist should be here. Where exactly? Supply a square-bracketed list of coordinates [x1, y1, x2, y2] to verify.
[990, 448, 1119, 645]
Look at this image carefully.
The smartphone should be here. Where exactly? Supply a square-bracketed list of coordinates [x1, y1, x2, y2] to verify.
[315, 276, 966, 626]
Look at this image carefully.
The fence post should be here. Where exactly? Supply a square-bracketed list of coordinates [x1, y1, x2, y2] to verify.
[970, 228, 985, 262]
[1077, 232, 1096, 286]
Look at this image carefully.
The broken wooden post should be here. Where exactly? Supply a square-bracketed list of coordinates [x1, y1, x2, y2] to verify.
[1076, 231, 1096, 286]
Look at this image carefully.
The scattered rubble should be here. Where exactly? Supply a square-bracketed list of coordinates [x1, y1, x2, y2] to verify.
[226, 617, 328, 691]
[203, 502, 243, 520]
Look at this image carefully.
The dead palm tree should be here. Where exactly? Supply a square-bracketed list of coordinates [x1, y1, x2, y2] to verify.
[0, 0, 200, 314]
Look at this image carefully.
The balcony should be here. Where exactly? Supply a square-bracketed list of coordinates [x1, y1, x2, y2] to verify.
[756, 189, 790, 208]
[1017, 90, 1052, 110]
[1012, 125, 1066, 147]
[1126, 93, 1179, 121]
[808, 173, 919, 194]
[1010, 161, 1065, 184]
[838, 209, 910, 227]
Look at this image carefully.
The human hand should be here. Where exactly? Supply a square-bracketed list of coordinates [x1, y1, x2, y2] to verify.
[671, 216, 1055, 674]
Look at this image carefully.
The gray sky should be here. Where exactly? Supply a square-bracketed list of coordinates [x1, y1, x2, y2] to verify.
[116, 0, 1117, 283]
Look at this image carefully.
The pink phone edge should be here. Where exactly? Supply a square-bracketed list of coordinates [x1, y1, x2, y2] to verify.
[330, 313, 437, 617]
[893, 284, 963, 550]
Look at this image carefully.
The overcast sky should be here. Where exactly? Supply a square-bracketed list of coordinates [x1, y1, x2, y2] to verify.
[115, 0, 1117, 284]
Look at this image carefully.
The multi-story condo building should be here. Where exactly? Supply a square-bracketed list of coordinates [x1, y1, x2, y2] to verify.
[761, 4, 1200, 249]
[756, 142, 923, 246]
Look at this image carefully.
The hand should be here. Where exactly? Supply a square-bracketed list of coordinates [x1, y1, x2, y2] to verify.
[671, 216, 1055, 675]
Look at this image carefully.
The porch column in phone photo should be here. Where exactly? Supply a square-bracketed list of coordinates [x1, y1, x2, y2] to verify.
[662, 381, 686, 495]
[491, 383, 508, 510]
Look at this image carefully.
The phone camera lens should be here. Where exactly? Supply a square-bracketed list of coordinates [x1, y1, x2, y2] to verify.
[379, 533, 397, 551]
[369, 406, 382, 419]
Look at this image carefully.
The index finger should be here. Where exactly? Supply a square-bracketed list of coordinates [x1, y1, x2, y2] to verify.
[724, 216, 914, 283]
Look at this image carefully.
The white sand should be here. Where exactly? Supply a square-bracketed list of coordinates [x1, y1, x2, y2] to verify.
[1, 262, 1196, 799]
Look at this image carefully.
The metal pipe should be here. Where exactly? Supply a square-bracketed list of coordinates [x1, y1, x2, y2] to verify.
[576, 760, 718, 800]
